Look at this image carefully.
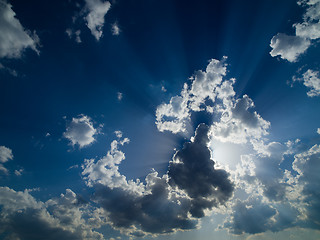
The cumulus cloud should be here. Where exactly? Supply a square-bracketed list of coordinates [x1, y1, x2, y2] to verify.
[84, 0, 111, 40]
[211, 95, 270, 144]
[291, 144, 320, 228]
[63, 115, 98, 148]
[293, 69, 320, 97]
[0, 0, 39, 59]
[0, 187, 104, 239]
[155, 58, 269, 144]
[168, 124, 234, 218]
[82, 128, 234, 236]
[269, 33, 310, 62]
[270, 0, 320, 62]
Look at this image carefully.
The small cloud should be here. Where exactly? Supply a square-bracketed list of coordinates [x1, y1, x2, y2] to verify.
[111, 22, 121, 36]
[45, 132, 51, 137]
[161, 85, 167, 92]
[117, 92, 123, 101]
[293, 69, 320, 97]
[14, 169, 23, 176]
[317, 128, 320, 134]
[66, 28, 82, 43]
[84, 0, 111, 40]
[269, 33, 310, 62]
[63, 115, 98, 148]
[0, 146, 13, 163]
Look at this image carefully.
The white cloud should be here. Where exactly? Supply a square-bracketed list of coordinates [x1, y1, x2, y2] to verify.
[155, 58, 270, 144]
[117, 92, 123, 101]
[0, 146, 13, 175]
[63, 115, 97, 148]
[0, 145, 13, 163]
[317, 128, 320, 134]
[269, 33, 310, 62]
[270, 0, 320, 62]
[0, 0, 39, 59]
[293, 69, 320, 97]
[155, 57, 230, 134]
[84, 0, 111, 40]
[111, 22, 120, 36]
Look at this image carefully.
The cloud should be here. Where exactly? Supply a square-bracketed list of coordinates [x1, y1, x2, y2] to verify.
[168, 124, 234, 218]
[293, 69, 320, 97]
[155, 57, 234, 134]
[0, 187, 104, 239]
[84, 0, 111, 40]
[269, 33, 310, 62]
[63, 115, 97, 148]
[0, 146, 13, 174]
[117, 92, 123, 101]
[0, 145, 13, 163]
[66, 28, 82, 43]
[224, 197, 299, 235]
[82, 128, 234, 236]
[210, 95, 270, 144]
[270, 0, 320, 62]
[291, 144, 320, 228]
[155, 58, 269, 144]
[111, 22, 120, 36]
[0, 0, 39, 59]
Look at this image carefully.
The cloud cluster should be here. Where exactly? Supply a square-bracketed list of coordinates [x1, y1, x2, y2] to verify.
[223, 128, 320, 235]
[0, 187, 104, 239]
[0, 0, 39, 59]
[82, 128, 234, 236]
[270, 0, 320, 62]
[63, 115, 98, 148]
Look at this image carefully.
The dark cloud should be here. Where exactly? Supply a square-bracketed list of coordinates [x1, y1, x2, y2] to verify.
[0, 187, 104, 240]
[168, 123, 234, 218]
[224, 198, 277, 235]
[0, 208, 82, 240]
[94, 174, 197, 236]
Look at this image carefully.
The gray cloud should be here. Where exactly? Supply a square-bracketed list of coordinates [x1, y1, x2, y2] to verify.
[82, 127, 234, 236]
[0, 0, 39, 59]
[0, 187, 104, 240]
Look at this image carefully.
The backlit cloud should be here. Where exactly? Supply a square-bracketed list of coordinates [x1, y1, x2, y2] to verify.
[270, 0, 320, 62]
[82, 127, 234, 236]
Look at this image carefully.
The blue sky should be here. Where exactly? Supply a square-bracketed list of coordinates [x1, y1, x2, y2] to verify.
[0, 0, 320, 239]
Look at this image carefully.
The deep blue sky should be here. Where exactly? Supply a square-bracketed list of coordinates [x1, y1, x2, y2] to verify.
[0, 0, 320, 239]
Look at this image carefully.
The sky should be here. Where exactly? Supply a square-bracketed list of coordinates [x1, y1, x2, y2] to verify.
[0, 0, 320, 239]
